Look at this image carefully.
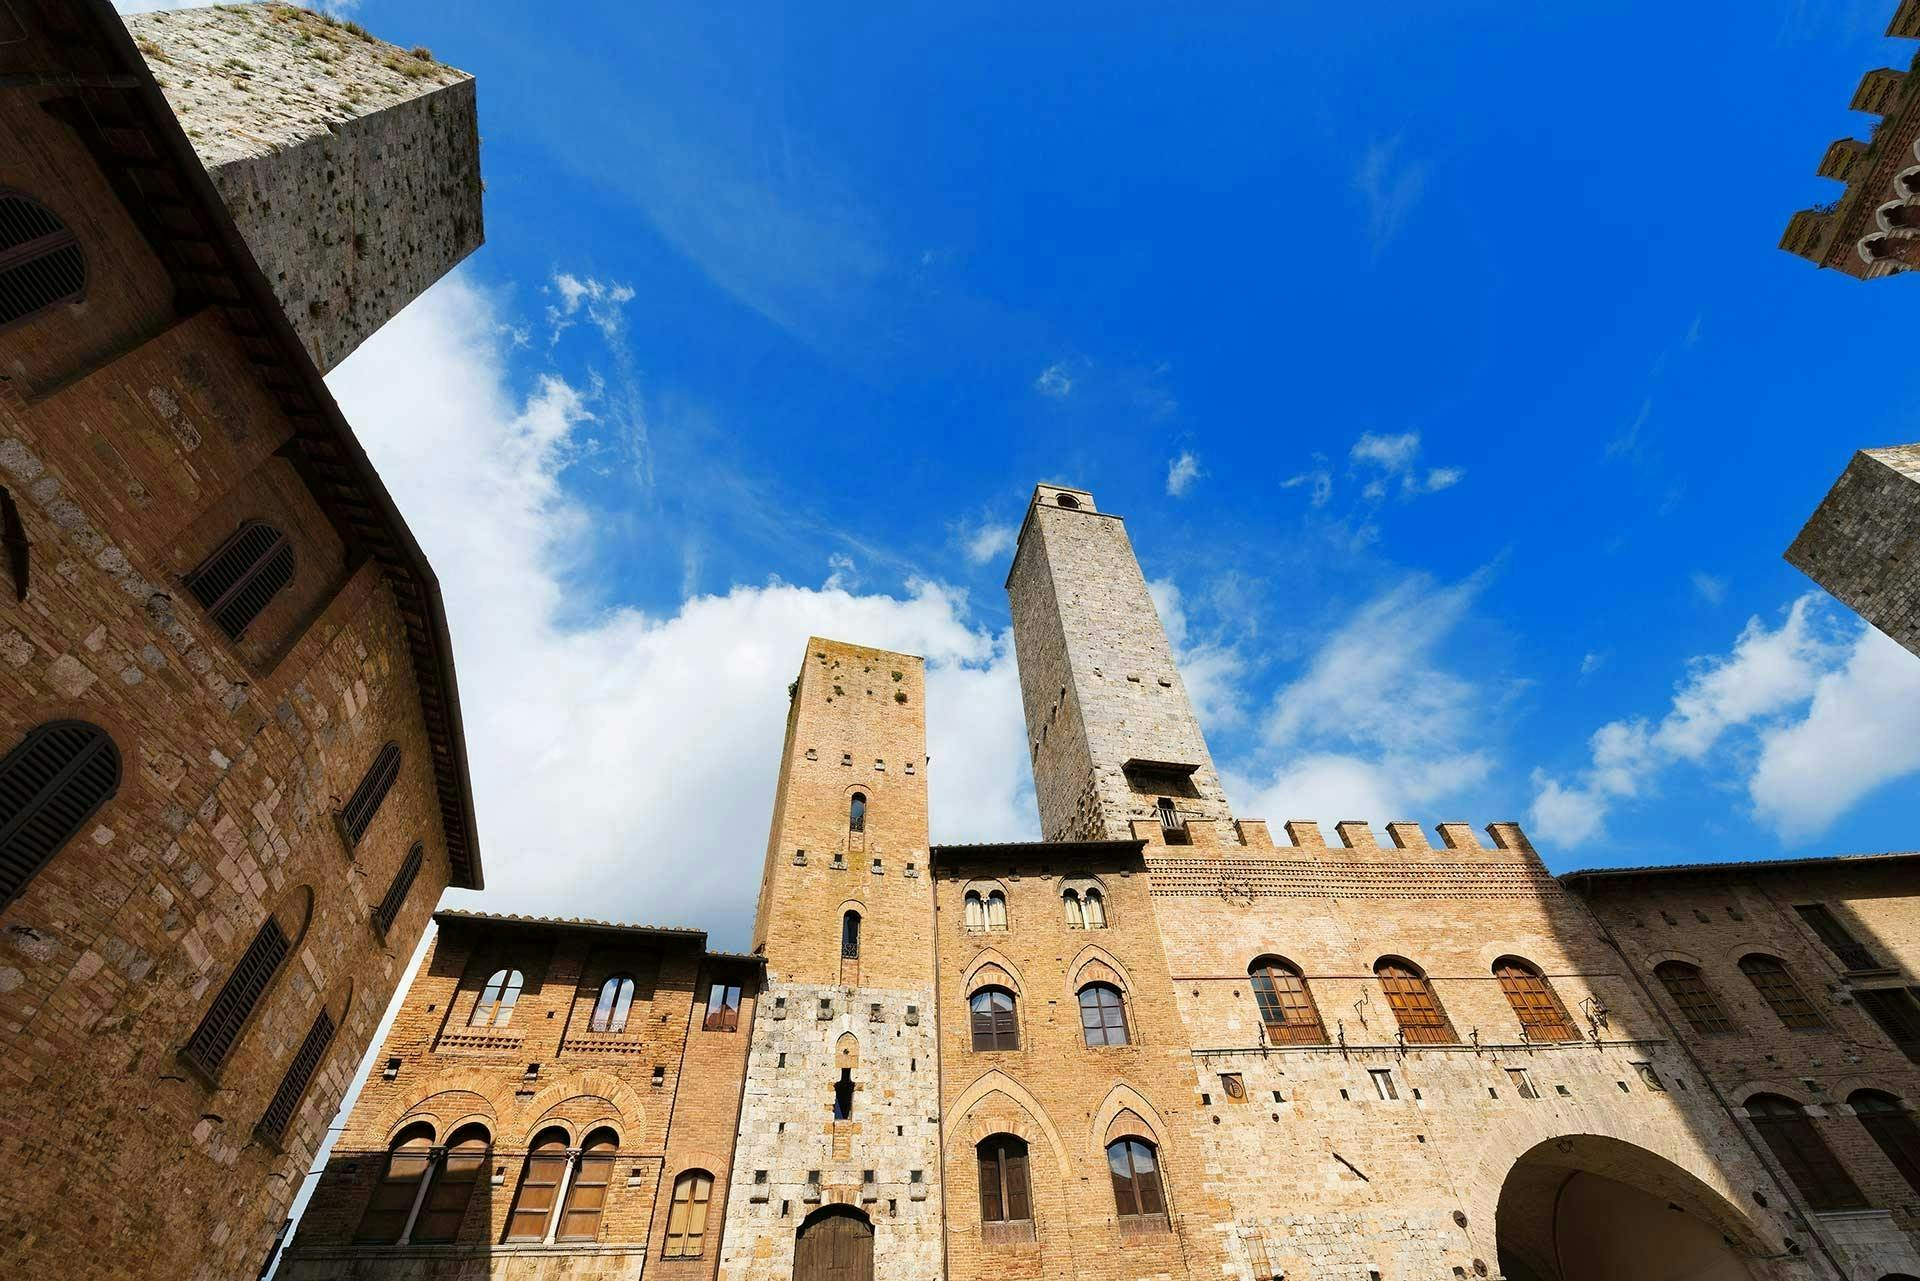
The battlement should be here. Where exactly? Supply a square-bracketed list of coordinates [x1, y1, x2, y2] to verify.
[1128, 814, 1543, 865]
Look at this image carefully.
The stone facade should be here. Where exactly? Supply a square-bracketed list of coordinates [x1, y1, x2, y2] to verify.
[0, 5, 479, 1280]
[1788, 445, 1920, 661]
[127, 4, 484, 374]
[278, 913, 760, 1281]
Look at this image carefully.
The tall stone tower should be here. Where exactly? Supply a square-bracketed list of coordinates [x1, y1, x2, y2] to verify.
[722, 639, 943, 1280]
[1006, 483, 1235, 842]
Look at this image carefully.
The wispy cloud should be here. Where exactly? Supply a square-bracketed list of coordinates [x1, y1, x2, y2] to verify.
[1350, 430, 1465, 497]
[1166, 451, 1203, 497]
[1280, 455, 1334, 508]
[1691, 571, 1728, 606]
[1353, 135, 1430, 256]
[1608, 397, 1653, 461]
[1035, 362, 1075, 398]
[961, 521, 1017, 566]
[1580, 651, 1606, 680]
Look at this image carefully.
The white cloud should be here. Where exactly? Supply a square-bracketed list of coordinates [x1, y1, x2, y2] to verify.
[1145, 579, 1244, 731]
[1353, 135, 1429, 255]
[1349, 430, 1464, 497]
[1280, 461, 1333, 508]
[546, 272, 637, 346]
[326, 271, 1034, 949]
[962, 522, 1017, 566]
[1350, 431, 1420, 473]
[1166, 451, 1202, 497]
[1035, 362, 1074, 398]
[1691, 571, 1728, 606]
[1608, 397, 1652, 461]
[1525, 594, 1903, 847]
[1579, 651, 1605, 679]
[1424, 466, 1464, 492]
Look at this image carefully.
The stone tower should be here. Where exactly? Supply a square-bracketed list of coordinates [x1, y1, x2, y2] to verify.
[126, 5, 484, 373]
[722, 639, 943, 1280]
[1788, 444, 1920, 660]
[1006, 483, 1234, 842]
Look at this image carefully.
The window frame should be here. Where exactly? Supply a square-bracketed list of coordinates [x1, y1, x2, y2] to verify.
[183, 519, 296, 641]
[470, 967, 525, 1029]
[970, 986, 1019, 1052]
[1078, 982, 1131, 1047]
[1793, 903, 1879, 972]
[1106, 1137, 1169, 1233]
[556, 1128, 618, 1241]
[663, 1168, 715, 1258]
[703, 979, 742, 1032]
[589, 974, 636, 1034]
[1738, 954, 1826, 1031]
[977, 1134, 1034, 1241]
[355, 1122, 437, 1244]
[0, 719, 121, 914]
[1249, 957, 1326, 1045]
[1653, 960, 1735, 1034]
[1744, 1093, 1867, 1211]
[1493, 956, 1582, 1043]
[841, 910, 862, 960]
[413, 1123, 490, 1244]
[373, 842, 425, 936]
[1850, 1090, 1920, 1195]
[338, 742, 403, 849]
[504, 1127, 572, 1242]
[1374, 957, 1458, 1045]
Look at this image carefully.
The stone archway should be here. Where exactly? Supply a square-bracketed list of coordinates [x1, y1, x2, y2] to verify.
[1495, 1135, 1769, 1281]
[793, 1203, 873, 1281]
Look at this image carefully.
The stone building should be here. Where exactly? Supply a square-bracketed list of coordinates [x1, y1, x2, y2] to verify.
[0, 3, 481, 1279]
[1788, 446, 1920, 661]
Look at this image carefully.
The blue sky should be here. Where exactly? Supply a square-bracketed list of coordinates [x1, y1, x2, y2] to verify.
[154, 0, 1920, 946]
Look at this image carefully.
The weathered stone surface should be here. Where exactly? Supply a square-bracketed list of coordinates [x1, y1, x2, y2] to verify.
[1788, 444, 1920, 659]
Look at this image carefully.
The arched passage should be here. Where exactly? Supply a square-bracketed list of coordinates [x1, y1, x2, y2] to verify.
[1496, 1135, 1769, 1281]
[793, 1203, 873, 1280]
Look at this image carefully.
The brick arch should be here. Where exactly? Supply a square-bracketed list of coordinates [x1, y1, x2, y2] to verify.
[962, 947, 1023, 996]
[1086, 1081, 1173, 1155]
[531, 1095, 621, 1145]
[943, 1068, 1070, 1181]
[519, 1070, 649, 1142]
[387, 1088, 498, 1144]
[1471, 939, 1570, 975]
[1641, 947, 1711, 972]
[1729, 1079, 1817, 1107]
[1828, 1074, 1916, 1107]
[1066, 942, 1134, 996]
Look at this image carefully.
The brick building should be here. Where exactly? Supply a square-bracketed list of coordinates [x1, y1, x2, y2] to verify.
[0, 4, 481, 1279]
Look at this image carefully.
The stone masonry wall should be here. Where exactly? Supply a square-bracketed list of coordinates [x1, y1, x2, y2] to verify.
[1787, 445, 1920, 660]
[127, 4, 483, 373]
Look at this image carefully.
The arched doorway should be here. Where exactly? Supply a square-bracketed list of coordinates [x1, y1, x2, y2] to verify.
[793, 1204, 873, 1281]
[1496, 1135, 1769, 1281]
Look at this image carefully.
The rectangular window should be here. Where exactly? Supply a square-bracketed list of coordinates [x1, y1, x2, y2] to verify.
[1794, 904, 1879, 971]
[703, 982, 742, 1032]
[1369, 1068, 1397, 1100]
[1506, 1068, 1539, 1100]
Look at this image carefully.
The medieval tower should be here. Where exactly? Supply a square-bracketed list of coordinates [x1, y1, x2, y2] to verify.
[1005, 483, 1236, 842]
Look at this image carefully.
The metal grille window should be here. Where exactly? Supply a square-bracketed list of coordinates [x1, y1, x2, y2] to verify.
[0, 191, 86, 331]
[590, 975, 636, 1033]
[182, 915, 291, 1077]
[413, 1124, 489, 1243]
[1494, 957, 1582, 1042]
[1249, 957, 1326, 1045]
[1106, 1138, 1168, 1232]
[505, 1128, 570, 1241]
[1653, 961, 1734, 1034]
[841, 910, 861, 959]
[978, 1135, 1033, 1241]
[1794, 904, 1879, 971]
[664, 1169, 714, 1258]
[1851, 1090, 1920, 1195]
[703, 981, 741, 1031]
[1745, 1094, 1867, 1211]
[557, 1128, 617, 1241]
[185, 521, 295, 640]
[1855, 987, 1920, 1063]
[373, 842, 424, 935]
[1079, 983, 1130, 1047]
[355, 1123, 435, 1243]
[1375, 958, 1457, 1044]
[1739, 954, 1826, 1030]
[0, 720, 119, 913]
[970, 987, 1019, 1051]
[339, 742, 402, 847]
[256, 1009, 336, 1142]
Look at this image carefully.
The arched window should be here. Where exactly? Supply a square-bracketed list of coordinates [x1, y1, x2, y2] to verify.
[185, 520, 294, 640]
[985, 890, 1008, 931]
[1739, 954, 1826, 1030]
[356, 1122, 436, 1243]
[1745, 1094, 1866, 1210]
[182, 888, 310, 1078]
[0, 191, 86, 331]
[1055, 492, 1080, 509]
[1374, 958, 1456, 1044]
[505, 1127, 571, 1241]
[1106, 1138, 1168, 1232]
[256, 983, 346, 1144]
[0, 719, 120, 913]
[1250, 957, 1326, 1045]
[1493, 956, 1581, 1042]
[1852, 1091, 1920, 1195]
[590, 975, 635, 1033]
[841, 910, 862, 960]
[557, 1127, 617, 1241]
[470, 968, 524, 1028]
[373, 842, 425, 935]
[977, 1135, 1033, 1240]
[1082, 888, 1106, 929]
[339, 742, 402, 848]
[964, 891, 986, 930]
[833, 1068, 855, 1120]
[1653, 960, 1734, 1034]
[415, 1123, 490, 1243]
[1079, 983, 1130, 1046]
[848, 791, 866, 833]
[1064, 889, 1085, 928]
[664, 1169, 715, 1258]
[970, 987, 1018, 1051]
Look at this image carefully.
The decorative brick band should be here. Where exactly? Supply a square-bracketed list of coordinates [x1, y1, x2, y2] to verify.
[1144, 858, 1561, 900]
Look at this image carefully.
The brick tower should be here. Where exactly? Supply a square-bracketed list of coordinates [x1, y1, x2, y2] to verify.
[721, 639, 943, 1280]
[1005, 483, 1235, 842]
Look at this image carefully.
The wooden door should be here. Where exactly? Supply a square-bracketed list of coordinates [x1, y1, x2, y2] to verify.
[793, 1207, 874, 1281]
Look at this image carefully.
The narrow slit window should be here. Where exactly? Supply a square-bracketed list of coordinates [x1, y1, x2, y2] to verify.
[373, 842, 424, 935]
[183, 913, 293, 1077]
[256, 1008, 337, 1142]
[841, 910, 861, 960]
[0, 720, 120, 913]
[848, 791, 866, 833]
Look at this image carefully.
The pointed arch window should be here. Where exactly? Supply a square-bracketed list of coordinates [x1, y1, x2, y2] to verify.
[1739, 954, 1826, 1030]
[1250, 957, 1326, 1045]
[1106, 1138, 1168, 1233]
[415, 1124, 490, 1243]
[590, 975, 635, 1033]
[970, 987, 1019, 1051]
[557, 1128, 617, 1241]
[841, 910, 862, 960]
[373, 842, 424, 936]
[0, 719, 120, 913]
[182, 889, 309, 1078]
[505, 1127, 571, 1241]
[0, 191, 87, 331]
[1493, 957, 1581, 1042]
[664, 1169, 714, 1258]
[848, 791, 866, 833]
[1745, 1093, 1866, 1210]
[1653, 960, 1734, 1034]
[1078, 983, 1130, 1047]
[339, 742, 402, 848]
[356, 1122, 436, 1243]
[977, 1135, 1034, 1242]
[185, 520, 294, 640]
[1375, 958, 1456, 1044]
[470, 968, 524, 1028]
[1851, 1090, 1920, 1195]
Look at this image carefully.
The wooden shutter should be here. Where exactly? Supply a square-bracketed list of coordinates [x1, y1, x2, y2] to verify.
[1747, 1095, 1867, 1211]
[339, 743, 402, 847]
[1003, 1143, 1031, 1221]
[1852, 1092, 1920, 1195]
[0, 192, 86, 331]
[0, 720, 119, 912]
[1376, 961, 1457, 1044]
[374, 842, 424, 934]
[1495, 960, 1581, 1042]
[1740, 955, 1826, 1030]
[355, 1128, 434, 1243]
[414, 1130, 487, 1243]
[1856, 988, 1920, 1063]
[1654, 961, 1733, 1034]
[977, 1143, 1005, 1222]
[185, 520, 295, 639]
[256, 1009, 336, 1142]
[182, 915, 291, 1077]
[1251, 962, 1325, 1044]
[1794, 904, 1878, 971]
[505, 1134, 568, 1240]
[664, 1170, 713, 1258]
[557, 1134, 616, 1240]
